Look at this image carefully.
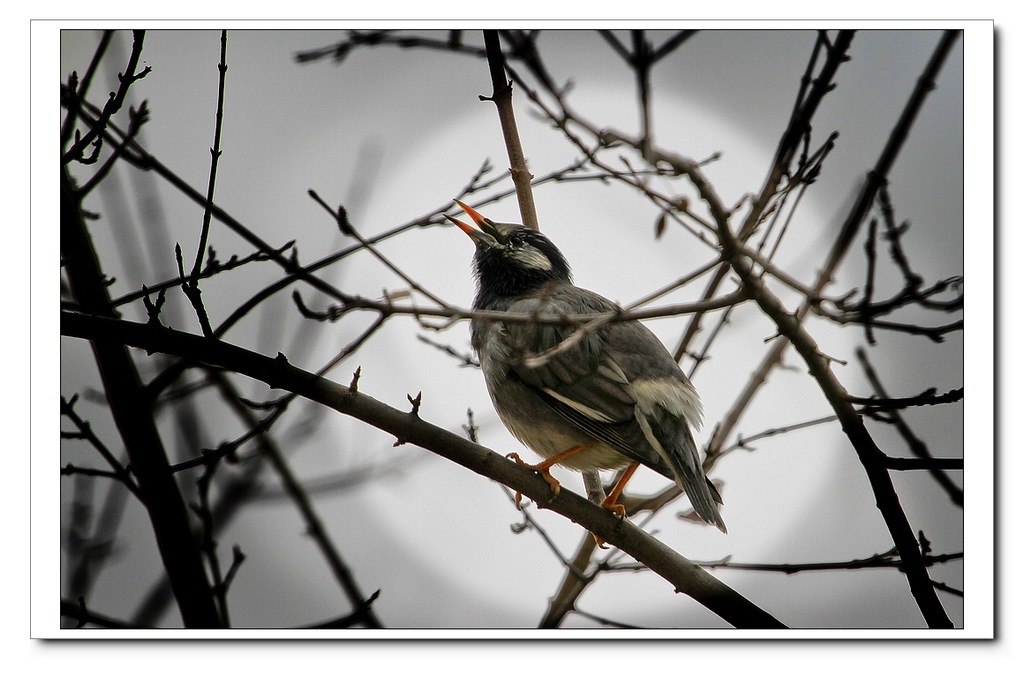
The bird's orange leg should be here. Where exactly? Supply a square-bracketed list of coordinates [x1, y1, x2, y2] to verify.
[601, 462, 640, 518]
[506, 445, 588, 509]
[592, 462, 640, 547]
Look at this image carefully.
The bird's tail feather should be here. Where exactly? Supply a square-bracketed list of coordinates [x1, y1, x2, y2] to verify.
[637, 410, 727, 533]
[680, 469, 727, 534]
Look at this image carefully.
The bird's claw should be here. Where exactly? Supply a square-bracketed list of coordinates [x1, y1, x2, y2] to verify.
[591, 500, 626, 547]
[506, 452, 562, 509]
[602, 501, 627, 519]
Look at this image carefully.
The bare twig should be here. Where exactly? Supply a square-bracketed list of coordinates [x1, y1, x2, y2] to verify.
[62, 30, 151, 165]
[718, 223, 953, 628]
[60, 30, 114, 148]
[191, 30, 229, 281]
[179, 31, 230, 337]
[856, 348, 963, 506]
[213, 375, 384, 628]
[691, 547, 963, 575]
[62, 166, 221, 629]
[482, 30, 539, 230]
[307, 189, 450, 307]
[61, 394, 141, 498]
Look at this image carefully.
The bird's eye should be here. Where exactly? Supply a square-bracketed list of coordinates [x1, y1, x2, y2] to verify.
[508, 233, 525, 247]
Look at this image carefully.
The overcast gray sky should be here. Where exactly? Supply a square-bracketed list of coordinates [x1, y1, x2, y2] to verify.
[52, 26, 980, 634]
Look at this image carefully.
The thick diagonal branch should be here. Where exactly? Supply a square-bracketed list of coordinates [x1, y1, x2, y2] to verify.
[61, 311, 786, 630]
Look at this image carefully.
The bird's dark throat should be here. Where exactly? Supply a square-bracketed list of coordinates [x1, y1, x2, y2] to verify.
[472, 244, 572, 310]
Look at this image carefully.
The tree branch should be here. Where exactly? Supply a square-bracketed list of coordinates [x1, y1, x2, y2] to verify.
[61, 311, 786, 630]
[482, 30, 539, 230]
[61, 170, 221, 628]
[717, 226, 952, 628]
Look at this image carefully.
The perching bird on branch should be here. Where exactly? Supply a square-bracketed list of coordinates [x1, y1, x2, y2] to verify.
[447, 200, 726, 533]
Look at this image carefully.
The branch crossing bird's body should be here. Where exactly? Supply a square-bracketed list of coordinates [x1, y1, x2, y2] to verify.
[448, 201, 726, 533]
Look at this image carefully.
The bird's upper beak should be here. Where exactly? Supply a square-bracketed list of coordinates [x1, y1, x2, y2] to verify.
[446, 199, 500, 247]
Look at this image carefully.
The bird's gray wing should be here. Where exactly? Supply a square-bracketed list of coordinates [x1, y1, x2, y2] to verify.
[603, 319, 726, 531]
[502, 286, 726, 531]
[498, 286, 668, 471]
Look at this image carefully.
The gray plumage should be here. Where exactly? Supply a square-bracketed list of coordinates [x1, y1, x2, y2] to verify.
[450, 203, 726, 532]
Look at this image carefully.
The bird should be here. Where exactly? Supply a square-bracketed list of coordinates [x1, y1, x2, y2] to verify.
[446, 199, 726, 533]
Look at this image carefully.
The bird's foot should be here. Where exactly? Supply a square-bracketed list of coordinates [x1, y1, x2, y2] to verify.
[600, 497, 627, 519]
[506, 452, 563, 510]
[591, 462, 638, 546]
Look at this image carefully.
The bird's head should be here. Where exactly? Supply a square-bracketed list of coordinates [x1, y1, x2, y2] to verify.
[446, 200, 572, 304]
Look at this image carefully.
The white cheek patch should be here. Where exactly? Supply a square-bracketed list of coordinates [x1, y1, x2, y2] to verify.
[510, 246, 552, 271]
[632, 378, 703, 429]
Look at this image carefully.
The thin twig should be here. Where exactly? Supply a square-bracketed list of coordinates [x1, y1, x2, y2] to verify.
[192, 30, 229, 280]
[62, 30, 151, 165]
[691, 547, 963, 575]
[307, 190, 450, 307]
[856, 348, 963, 506]
[61, 395, 142, 498]
[181, 30, 230, 337]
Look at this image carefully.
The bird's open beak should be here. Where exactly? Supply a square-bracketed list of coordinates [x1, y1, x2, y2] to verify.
[446, 199, 499, 247]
